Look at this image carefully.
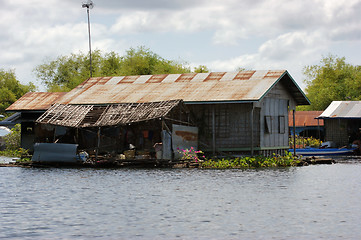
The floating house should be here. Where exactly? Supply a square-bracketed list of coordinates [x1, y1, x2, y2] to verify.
[317, 101, 361, 148]
[7, 70, 309, 159]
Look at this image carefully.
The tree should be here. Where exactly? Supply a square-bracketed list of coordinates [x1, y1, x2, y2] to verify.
[0, 69, 36, 115]
[301, 55, 361, 110]
[119, 46, 190, 75]
[194, 65, 210, 73]
[34, 50, 104, 92]
[34, 47, 192, 92]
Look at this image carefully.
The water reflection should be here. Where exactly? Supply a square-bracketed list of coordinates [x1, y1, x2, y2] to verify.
[1, 162, 361, 239]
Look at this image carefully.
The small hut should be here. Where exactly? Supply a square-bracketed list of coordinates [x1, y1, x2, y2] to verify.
[317, 101, 361, 148]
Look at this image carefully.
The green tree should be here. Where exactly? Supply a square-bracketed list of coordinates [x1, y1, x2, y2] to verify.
[301, 55, 361, 110]
[0, 69, 36, 115]
[34, 47, 191, 92]
[119, 46, 190, 75]
[34, 50, 103, 92]
[194, 65, 210, 73]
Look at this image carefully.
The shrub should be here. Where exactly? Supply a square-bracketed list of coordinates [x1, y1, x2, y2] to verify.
[4, 124, 21, 150]
[289, 135, 322, 148]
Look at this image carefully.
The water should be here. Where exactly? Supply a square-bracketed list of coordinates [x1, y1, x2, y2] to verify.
[1, 162, 361, 239]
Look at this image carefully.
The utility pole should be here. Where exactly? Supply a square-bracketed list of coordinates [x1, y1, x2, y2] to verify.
[82, 0, 94, 78]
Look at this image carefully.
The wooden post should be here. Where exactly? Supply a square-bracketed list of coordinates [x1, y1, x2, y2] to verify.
[293, 109, 296, 155]
[95, 127, 101, 161]
[317, 119, 321, 140]
[53, 126, 57, 143]
[251, 104, 254, 156]
[212, 106, 216, 156]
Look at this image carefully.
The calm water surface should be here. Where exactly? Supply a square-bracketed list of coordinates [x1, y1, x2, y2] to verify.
[1, 161, 361, 239]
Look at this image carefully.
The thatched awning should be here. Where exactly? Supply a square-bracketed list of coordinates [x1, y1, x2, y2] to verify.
[36, 100, 183, 128]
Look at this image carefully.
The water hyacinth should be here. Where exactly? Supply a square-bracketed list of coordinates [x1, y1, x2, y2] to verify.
[200, 151, 301, 169]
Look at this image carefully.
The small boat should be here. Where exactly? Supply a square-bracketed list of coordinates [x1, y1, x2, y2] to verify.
[289, 147, 357, 156]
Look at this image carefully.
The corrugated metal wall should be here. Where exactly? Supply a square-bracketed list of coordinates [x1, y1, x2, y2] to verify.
[189, 103, 259, 151]
[188, 81, 296, 154]
[324, 119, 349, 147]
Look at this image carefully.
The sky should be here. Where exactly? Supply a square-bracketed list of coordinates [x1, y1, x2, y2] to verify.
[1, 0, 361, 91]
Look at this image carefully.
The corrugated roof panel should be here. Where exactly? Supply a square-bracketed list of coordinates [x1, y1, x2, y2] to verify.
[319, 101, 361, 118]
[250, 70, 268, 80]
[97, 77, 112, 85]
[6, 92, 67, 111]
[348, 103, 361, 116]
[104, 76, 124, 85]
[163, 74, 181, 83]
[175, 73, 197, 82]
[234, 71, 256, 80]
[289, 111, 324, 126]
[146, 74, 167, 83]
[54, 70, 309, 105]
[134, 75, 152, 83]
[220, 72, 238, 81]
[264, 70, 284, 78]
[191, 72, 209, 82]
[120, 75, 139, 83]
[204, 72, 226, 81]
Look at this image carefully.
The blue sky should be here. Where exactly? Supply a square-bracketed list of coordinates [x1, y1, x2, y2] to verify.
[1, 0, 361, 91]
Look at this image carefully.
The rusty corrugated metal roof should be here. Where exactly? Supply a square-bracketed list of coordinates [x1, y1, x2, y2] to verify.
[6, 92, 67, 111]
[56, 70, 310, 105]
[318, 101, 361, 119]
[289, 111, 324, 127]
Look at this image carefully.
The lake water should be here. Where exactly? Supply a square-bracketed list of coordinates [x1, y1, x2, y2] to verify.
[1, 160, 361, 239]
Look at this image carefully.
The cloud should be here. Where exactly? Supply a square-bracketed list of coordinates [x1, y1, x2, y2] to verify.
[1, 0, 361, 90]
[93, 0, 209, 11]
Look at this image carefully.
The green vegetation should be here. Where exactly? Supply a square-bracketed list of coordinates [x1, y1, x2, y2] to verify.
[201, 152, 301, 169]
[289, 135, 322, 148]
[0, 124, 28, 158]
[300, 54, 361, 111]
[34, 46, 192, 92]
[0, 69, 36, 115]
[193, 65, 210, 73]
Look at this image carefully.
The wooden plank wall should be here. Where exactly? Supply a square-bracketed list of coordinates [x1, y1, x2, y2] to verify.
[259, 82, 292, 148]
[260, 97, 289, 148]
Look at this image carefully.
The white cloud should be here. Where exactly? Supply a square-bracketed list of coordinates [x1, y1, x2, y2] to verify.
[1, 0, 361, 90]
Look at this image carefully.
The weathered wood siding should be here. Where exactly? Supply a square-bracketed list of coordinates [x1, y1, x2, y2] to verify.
[259, 81, 293, 149]
[260, 98, 289, 148]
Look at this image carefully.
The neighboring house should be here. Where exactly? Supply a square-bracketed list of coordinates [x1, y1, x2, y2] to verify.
[7, 70, 309, 157]
[5, 92, 67, 151]
[288, 111, 324, 140]
[317, 101, 361, 148]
